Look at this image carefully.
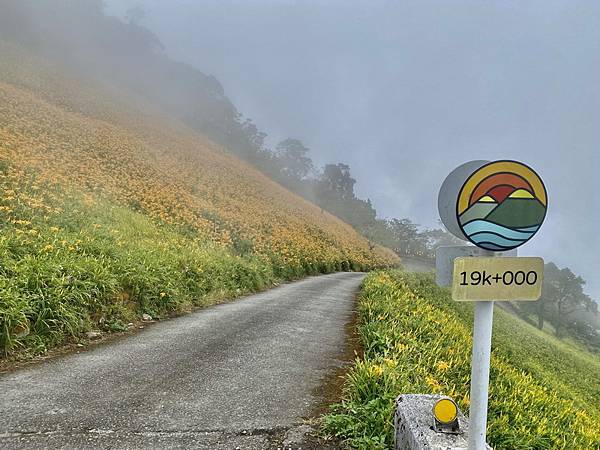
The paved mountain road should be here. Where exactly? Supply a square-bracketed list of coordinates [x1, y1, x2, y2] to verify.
[0, 272, 366, 449]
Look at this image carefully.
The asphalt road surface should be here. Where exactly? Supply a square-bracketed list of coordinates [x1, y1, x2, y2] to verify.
[0, 272, 365, 450]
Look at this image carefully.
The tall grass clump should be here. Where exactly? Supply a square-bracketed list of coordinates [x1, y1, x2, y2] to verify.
[0, 187, 275, 357]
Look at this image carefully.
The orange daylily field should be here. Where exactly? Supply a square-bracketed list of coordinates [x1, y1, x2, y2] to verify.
[0, 42, 397, 357]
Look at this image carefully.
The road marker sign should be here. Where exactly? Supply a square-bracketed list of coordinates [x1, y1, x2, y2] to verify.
[438, 160, 547, 251]
[456, 161, 547, 251]
[432, 397, 460, 433]
[452, 257, 544, 301]
[436, 160, 547, 450]
[433, 398, 458, 424]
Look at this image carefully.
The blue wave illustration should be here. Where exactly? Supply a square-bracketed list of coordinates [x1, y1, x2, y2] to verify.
[469, 232, 527, 248]
[472, 242, 511, 251]
[462, 220, 538, 240]
[462, 220, 541, 251]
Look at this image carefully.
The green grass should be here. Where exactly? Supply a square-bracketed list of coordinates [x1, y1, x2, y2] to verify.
[324, 271, 600, 449]
[410, 273, 600, 415]
[0, 192, 274, 358]
[0, 172, 367, 359]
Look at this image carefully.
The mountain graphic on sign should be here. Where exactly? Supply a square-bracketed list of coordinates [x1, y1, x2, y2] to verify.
[484, 189, 546, 228]
[459, 196, 498, 225]
[459, 185, 546, 251]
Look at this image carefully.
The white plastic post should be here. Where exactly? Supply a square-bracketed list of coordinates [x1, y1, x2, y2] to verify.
[468, 299, 494, 449]
[467, 248, 495, 450]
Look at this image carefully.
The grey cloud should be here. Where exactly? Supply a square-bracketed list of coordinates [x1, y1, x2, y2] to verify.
[106, 0, 600, 298]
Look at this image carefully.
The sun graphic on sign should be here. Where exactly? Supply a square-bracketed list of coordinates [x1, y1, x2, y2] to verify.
[456, 161, 547, 251]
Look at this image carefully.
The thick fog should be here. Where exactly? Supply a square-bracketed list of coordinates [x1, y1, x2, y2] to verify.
[106, 0, 599, 299]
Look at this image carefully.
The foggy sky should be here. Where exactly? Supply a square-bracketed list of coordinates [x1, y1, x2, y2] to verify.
[106, 0, 600, 299]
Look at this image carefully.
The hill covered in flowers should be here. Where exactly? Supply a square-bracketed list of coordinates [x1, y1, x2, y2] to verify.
[0, 40, 397, 358]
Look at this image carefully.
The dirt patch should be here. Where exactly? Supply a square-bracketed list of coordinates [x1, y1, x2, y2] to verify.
[311, 298, 363, 417]
[296, 288, 364, 449]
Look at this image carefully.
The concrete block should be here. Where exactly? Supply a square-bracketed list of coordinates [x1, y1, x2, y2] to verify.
[394, 394, 491, 450]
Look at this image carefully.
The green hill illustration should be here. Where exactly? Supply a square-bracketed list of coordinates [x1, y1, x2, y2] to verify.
[459, 195, 498, 224]
[485, 194, 546, 228]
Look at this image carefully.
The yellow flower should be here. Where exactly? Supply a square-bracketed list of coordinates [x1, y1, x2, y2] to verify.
[426, 376, 443, 391]
[384, 358, 397, 368]
[436, 360, 450, 371]
[461, 393, 470, 407]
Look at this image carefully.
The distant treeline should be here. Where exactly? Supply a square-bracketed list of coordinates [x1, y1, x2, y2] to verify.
[222, 136, 467, 259]
[517, 263, 598, 351]
[0, 0, 596, 346]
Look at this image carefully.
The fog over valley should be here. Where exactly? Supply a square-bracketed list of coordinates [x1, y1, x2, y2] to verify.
[106, 0, 600, 299]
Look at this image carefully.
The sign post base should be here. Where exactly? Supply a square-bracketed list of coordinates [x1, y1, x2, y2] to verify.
[468, 300, 494, 450]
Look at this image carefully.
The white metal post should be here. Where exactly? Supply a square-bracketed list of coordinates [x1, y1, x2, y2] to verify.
[468, 299, 494, 449]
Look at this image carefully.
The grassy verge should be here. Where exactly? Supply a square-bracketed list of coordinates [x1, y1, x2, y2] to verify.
[0, 192, 271, 359]
[324, 271, 600, 449]
[0, 167, 384, 360]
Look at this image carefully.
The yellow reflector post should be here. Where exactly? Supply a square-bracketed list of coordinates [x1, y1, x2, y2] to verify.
[433, 398, 458, 424]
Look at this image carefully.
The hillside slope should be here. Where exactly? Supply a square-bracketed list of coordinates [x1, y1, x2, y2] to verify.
[0, 41, 397, 357]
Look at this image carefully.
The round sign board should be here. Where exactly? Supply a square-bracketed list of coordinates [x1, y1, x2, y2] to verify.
[438, 160, 547, 251]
